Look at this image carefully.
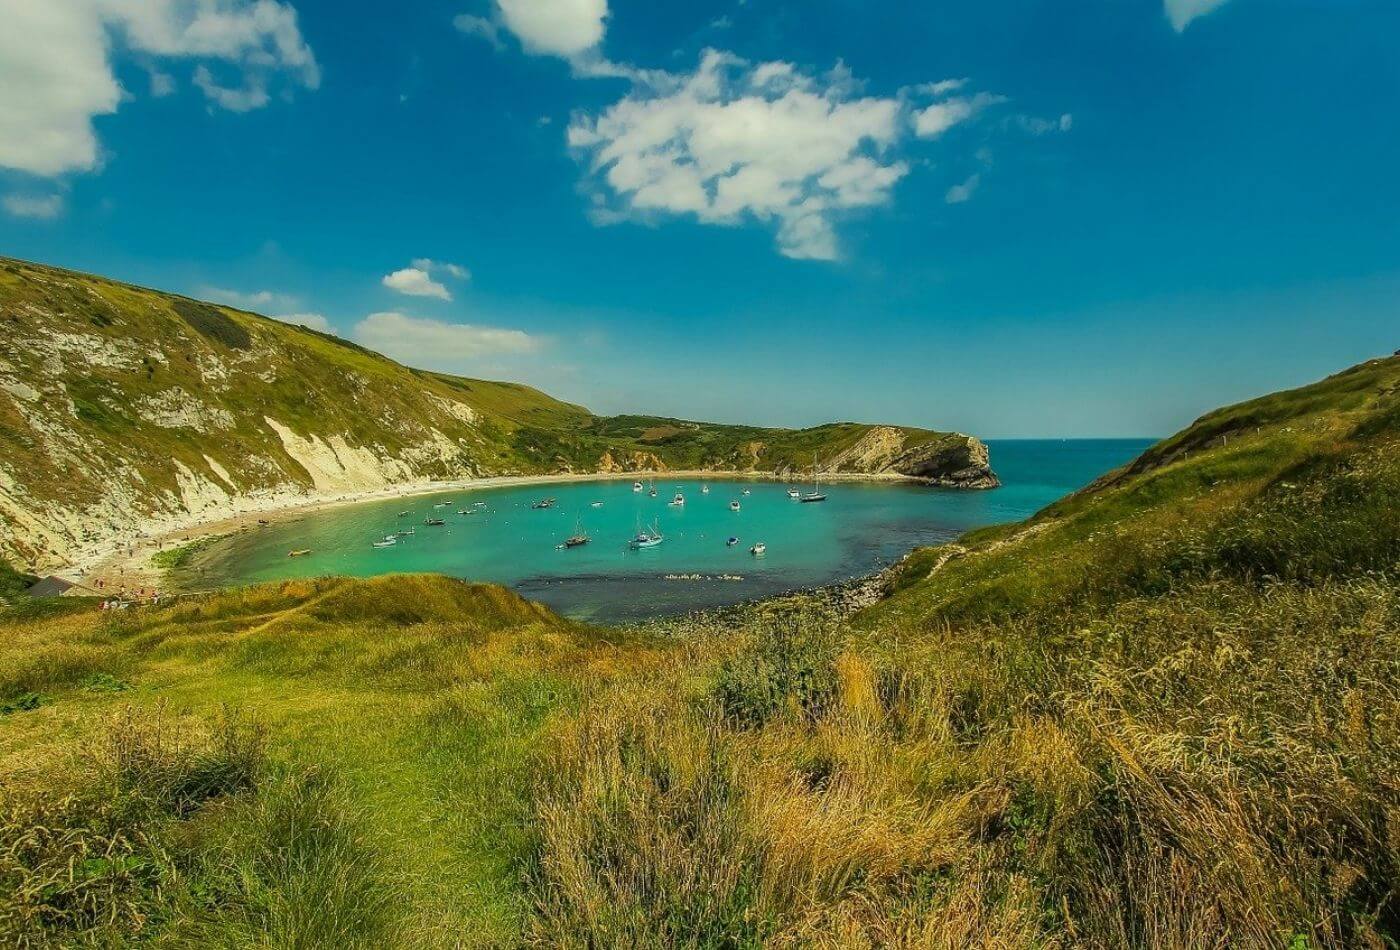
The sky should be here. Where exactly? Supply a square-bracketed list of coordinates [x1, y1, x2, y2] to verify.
[0, 0, 1397, 438]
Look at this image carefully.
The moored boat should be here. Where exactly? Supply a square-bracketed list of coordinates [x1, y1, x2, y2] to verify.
[729, 500, 741, 511]
[532, 497, 557, 510]
[424, 517, 445, 526]
[633, 481, 643, 492]
[287, 549, 311, 557]
[629, 521, 663, 549]
[670, 492, 685, 506]
[750, 541, 766, 556]
[726, 536, 739, 547]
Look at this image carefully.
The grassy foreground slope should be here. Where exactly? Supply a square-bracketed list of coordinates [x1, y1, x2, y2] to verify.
[1, 355, 1396, 948]
[0, 257, 993, 572]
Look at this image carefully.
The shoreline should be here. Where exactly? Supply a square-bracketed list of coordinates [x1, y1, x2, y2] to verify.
[67, 468, 955, 596]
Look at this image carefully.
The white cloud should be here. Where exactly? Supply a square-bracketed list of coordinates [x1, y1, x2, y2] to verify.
[945, 173, 979, 205]
[570, 50, 932, 261]
[275, 312, 333, 333]
[192, 65, 269, 112]
[203, 286, 297, 311]
[453, 13, 503, 50]
[411, 258, 471, 281]
[1165, 0, 1232, 31]
[495, 0, 607, 58]
[2, 193, 65, 220]
[382, 267, 452, 301]
[354, 312, 540, 368]
[913, 91, 1006, 139]
[0, 0, 318, 177]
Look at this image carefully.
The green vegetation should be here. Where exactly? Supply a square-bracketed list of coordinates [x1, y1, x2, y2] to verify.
[0, 257, 988, 571]
[149, 535, 222, 571]
[1, 355, 1396, 947]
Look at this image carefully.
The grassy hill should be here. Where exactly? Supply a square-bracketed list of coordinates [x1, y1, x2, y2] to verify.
[1, 356, 1395, 947]
[0, 257, 994, 572]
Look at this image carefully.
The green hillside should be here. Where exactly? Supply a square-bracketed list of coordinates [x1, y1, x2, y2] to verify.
[2, 353, 1394, 946]
[0, 258, 994, 572]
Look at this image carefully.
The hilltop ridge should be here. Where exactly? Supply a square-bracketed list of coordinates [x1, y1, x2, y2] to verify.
[0, 257, 995, 571]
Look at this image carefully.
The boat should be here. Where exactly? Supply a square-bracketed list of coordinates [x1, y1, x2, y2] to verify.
[397, 511, 409, 517]
[590, 501, 604, 508]
[729, 500, 741, 511]
[726, 536, 739, 547]
[742, 488, 751, 496]
[372, 537, 396, 548]
[701, 484, 710, 494]
[457, 509, 472, 515]
[801, 453, 828, 503]
[564, 517, 591, 548]
[670, 492, 685, 507]
[787, 487, 800, 499]
[629, 521, 664, 549]
[397, 527, 415, 536]
[649, 481, 658, 497]
[532, 497, 557, 510]
[433, 502, 448, 509]
[287, 549, 311, 558]
[633, 481, 643, 492]
[424, 517, 445, 526]
[750, 542, 767, 556]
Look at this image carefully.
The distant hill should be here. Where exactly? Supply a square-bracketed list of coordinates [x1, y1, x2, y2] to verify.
[0, 258, 995, 570]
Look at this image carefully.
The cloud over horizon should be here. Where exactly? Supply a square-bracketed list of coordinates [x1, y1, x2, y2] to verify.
[353, 311, 541, 371]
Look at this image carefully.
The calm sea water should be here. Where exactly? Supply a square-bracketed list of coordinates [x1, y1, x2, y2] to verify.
[189, 440, 1153, 622]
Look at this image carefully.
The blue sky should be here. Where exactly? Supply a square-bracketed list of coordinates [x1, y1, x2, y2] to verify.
[1, 0, 1396, 438]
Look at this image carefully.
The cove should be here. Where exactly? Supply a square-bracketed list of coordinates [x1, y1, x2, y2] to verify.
[183, 440, 1152, 622]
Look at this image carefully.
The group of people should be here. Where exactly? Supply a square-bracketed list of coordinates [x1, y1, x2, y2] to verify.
[94, 577, 161, 609]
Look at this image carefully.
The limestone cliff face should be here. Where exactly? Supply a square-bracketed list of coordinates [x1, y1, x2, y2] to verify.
[823, 426, 999, 488]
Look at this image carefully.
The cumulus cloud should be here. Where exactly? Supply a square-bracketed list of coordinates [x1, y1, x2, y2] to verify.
[2, 193, 65, 220]
[568, 52, 1011, 260]
[1016, 113, 1074, 135]
[354, 312, 540, 369]
[945, 174, 979, 205]
[0, 0, 318, 177]
[275, 312, 333, 333]
[382, 267, 452, 301]
[495, 0, 607, 57]
[1164, 0, 1232, 31]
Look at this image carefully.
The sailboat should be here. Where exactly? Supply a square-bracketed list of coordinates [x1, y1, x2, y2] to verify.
[648, 479, 658, 498]
[801, 453, 828, 503]
[564, 516, 591, 548]
[629, 519, 663, 549]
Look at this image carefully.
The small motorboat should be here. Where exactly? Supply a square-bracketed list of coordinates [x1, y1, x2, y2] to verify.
[397, 511, 409, 517]
[742, 488, 751, 496]
[787, 487, 800, 499]
[397, 527, 416, 536]
[372, 537, 397, 548]
[750, 542, 767, 556]
[729, 501, 741, 512]
[670, 492, 685, 507]
[633, 481, 643, 492]
[532, 498, 557, 510]
[701, 485, 710, 494]
[457, 509, 473, 515]
[433, 502, 448, 509]
[287, 549, 311, 558]
[726, 536, 739, 547]
[590, 501, 604, 508]
[424, 517, 446, 526]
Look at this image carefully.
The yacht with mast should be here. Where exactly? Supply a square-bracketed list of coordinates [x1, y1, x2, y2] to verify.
[801, 454, 828, 503]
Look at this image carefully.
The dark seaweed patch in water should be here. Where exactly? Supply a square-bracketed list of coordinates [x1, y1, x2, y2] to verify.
[173, 299, 251, 350]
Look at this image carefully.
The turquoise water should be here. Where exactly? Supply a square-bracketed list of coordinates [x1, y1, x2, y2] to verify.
[191, 440, 1153, 622]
